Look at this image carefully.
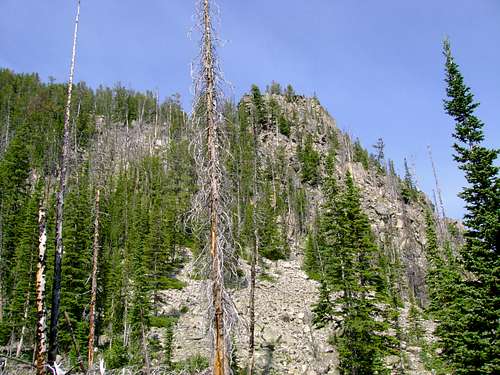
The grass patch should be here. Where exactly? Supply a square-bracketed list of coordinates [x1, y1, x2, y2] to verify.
[173, 354, 209, 373]
[258, 272, 276, 283]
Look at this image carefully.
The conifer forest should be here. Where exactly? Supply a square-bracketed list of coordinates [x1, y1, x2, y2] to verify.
[0, 1, 498, 374]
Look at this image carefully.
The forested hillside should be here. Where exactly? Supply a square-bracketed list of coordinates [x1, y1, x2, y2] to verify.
[0, 68, 476, 374]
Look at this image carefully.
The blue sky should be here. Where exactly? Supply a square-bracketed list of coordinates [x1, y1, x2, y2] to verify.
[1, 0, 499, 218]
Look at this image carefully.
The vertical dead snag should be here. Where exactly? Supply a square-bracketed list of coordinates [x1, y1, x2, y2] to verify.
[191, 1, 237, 373]
[48, 0, 80, 365]
[35, 191, 48, 375]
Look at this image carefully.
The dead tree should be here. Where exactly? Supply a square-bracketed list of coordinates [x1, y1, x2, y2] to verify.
[247, 112, 260, 375]
[427, 145, 446, 220]
[87, 188, 100, 369]
[35, 191, 48, 375]
[48, 0, 80, 365]
[191, 1, 236, 373]
[139, 308, 151, 375]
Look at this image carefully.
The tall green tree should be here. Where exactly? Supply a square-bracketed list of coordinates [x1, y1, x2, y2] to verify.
[312, 167, 392, 374]
[435, 39, 500, 374]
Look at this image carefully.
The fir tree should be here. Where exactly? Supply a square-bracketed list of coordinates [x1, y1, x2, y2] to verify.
[435, 39, 500, 374]
[313, 171, 392, 374]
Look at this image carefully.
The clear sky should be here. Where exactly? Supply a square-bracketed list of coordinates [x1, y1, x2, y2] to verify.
[1, 0, 499, 219]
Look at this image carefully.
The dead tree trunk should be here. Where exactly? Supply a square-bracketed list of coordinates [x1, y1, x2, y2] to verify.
[247, 115, 259, 375]
[48, 0, 80, 365]
[140, 308, 151, 375]
[194, 0, 234, 373]
[35, 197, 48, 375]
[427, 145, 446, 220]
[87, 188, 100, 369]
[64, 311, 85, 373]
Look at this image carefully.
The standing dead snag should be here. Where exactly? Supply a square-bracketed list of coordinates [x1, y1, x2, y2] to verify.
[427, 145, 446, 220]
[35, 193, 48, 375]
[48, 0, 80, 365]
[191, 0, 237, 373]
[247, 113, 260, 375]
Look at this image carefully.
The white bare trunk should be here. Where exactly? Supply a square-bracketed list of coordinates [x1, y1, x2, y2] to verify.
[35, 200, 48, 375]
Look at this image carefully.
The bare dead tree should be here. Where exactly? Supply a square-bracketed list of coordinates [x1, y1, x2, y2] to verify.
[427, 145, 446, 220]
[48, 0, 80, 365]
[87, 188, 100, 369]
[247, 113, 260, 375]
[139, 307, 151, 375]
[190, 1, 237, 373]
[35, 185, 49, 375]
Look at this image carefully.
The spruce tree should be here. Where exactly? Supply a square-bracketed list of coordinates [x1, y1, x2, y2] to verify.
[312, 162, 392, 373]
[436, 39, 500, 374]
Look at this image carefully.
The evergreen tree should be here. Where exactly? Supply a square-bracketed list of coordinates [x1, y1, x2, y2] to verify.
[401, 158, 418, 203]
[352, 138, 369, 169]
[298, 133, 320, 185]
[312, 171, 392, 374]
[434, 40, 500, 374]
[250, 84, 266, 128]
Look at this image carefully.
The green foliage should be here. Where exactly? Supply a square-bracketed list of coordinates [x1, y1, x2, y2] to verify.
[298, 133, 320, 185]
[303, 231, 321, 281]
[173, 355, 210, 373]
[311, 280, 333, 328]
[401, 158, 418, 203]
[104, 340, 129, 369]
[352, 138, 369, 169]
[266, 81, 282, 95]
[311, 170, 393, 374]
[0, 69, 198, 364]
[278, 113, 291, 137]
[250, 84, 266, 128]
[284, 84, 296, 102]
[258, 181, 289, 260]
[430, 40, 500, 374]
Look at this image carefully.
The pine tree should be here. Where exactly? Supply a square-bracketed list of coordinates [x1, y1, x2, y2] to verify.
[434, 39, 500, 374]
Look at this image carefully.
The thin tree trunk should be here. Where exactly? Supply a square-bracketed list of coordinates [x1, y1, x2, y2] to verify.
[16, 258, 34, 358]
[0, 201, 4, 322]
[48, 0, 80, 365]
[35, 199, 48, 375]
[63, 311, 85, 373]
[427, 145, 446, 220]
[140, 308, 151, 375]
[88, 188, 100, 369]
[247, 116, 259, 375]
